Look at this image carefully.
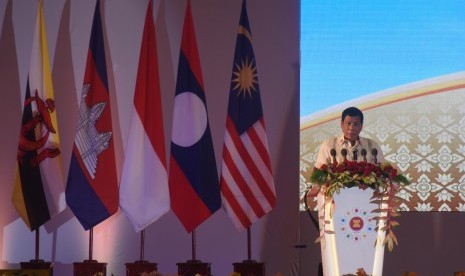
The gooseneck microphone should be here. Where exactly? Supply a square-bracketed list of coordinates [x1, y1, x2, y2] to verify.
[341, 148, 348, 162]
[352, 149, 358, 161]
[372, 148, 378, 164]
[361, 148, 367, 162]
[330, 149, 337, 164]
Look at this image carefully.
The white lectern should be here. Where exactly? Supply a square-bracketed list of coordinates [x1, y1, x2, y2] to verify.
[318, 188, 386, 276]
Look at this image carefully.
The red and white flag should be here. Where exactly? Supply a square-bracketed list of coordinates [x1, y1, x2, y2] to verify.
[119, 0, 169, 232]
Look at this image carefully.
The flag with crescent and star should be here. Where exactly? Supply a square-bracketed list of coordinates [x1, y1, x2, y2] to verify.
[12, 0, 66, 231]
[220, 0, 276, 231]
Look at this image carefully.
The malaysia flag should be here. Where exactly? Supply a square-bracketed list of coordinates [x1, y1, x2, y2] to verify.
[119, 0, 169, 232]
[220, 0, 276, 231]
[65, 0, 119, 230]
[169, 0, 221, 233]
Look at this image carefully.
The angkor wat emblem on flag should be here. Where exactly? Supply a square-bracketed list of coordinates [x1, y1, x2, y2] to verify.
[75, 84, 112, 179]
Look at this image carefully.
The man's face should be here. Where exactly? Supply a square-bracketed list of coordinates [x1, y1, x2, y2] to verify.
[341, 115, 363, 141]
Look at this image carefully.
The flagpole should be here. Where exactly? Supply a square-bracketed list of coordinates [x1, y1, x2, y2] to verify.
[125, 229, 158, 274]
[247, 227, 252, 260]
[74, 227, 105, 275]
[231, 225, 265, 276]
[35, 228, 41, 261]
[139, 229, 145, 262]
[88, 228, 93, 261]
[177, 229, 210, 275]
[191, 229, 197, 261]
[20, 228, 52, 272]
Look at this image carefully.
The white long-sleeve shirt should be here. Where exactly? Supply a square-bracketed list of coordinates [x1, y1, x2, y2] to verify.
[314, 134, 384, 168]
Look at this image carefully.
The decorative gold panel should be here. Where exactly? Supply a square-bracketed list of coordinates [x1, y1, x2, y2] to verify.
[300, 73, 465, 212]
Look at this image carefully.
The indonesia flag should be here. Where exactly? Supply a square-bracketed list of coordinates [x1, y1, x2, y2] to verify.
[65, 0, 118, 230]
[119, 0, 169, 232]
[220, 0, 276, 231]
[12, 0, 65, 231]
[169, 0, 221, 233]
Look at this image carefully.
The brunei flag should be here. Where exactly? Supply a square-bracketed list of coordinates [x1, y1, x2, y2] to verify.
[169, 0, 221, 233]
[65, 0, 118, 230]
[12, 0, 66, 231]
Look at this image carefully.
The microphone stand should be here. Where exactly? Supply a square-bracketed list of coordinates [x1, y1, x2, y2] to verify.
[341, 149, 348, 162]
[304, 189, 319, 230]
[352, 149, 358, 161]
[304, 188, 323, 276]
[372, 149, 378, 164]
[361, 148, 367, 162]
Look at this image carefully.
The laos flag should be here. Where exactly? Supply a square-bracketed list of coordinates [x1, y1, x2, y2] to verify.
[169, 0, 221, 233]
[65, 0, 119, 230]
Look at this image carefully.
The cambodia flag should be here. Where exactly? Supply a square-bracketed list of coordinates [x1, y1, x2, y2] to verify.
[65, 0, 118, 230]
[169, 0, 221, 233]
[220, 0, 276, 231]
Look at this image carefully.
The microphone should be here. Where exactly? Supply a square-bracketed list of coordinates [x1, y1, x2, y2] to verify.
[361, 148, 367, 162]
[330, 149, 337, 164]
[372, 148, 378, 164]
[341, 148, 348, 162]
[352, 149, 358, 161]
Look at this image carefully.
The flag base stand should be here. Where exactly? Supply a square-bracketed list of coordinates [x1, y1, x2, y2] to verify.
[125, 260, 157, 276]
[20, 260, 53, 275]
[177, 260, 211, 276]
[19, 230, 53, 274]
[233, 259, 265, 276]
[231, 228, 265, 276]
[73, 260, 107, 276]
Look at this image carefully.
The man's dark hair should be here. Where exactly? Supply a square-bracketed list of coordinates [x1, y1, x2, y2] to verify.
[341, 107, 364, 124]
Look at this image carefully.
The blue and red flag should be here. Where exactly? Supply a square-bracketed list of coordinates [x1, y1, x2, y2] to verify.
[66, 0, 118, 230]
[220, 0, 276, 231]
[169, 0, 221, 233]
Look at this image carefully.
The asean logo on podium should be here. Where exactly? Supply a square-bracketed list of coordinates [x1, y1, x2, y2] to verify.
[337, 207, 375, 242]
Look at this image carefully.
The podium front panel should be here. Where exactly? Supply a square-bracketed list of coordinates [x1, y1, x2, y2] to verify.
[318, 188, 386, 276]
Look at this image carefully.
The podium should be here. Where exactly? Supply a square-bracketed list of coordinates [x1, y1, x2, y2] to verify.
[318, 188, 386, 276]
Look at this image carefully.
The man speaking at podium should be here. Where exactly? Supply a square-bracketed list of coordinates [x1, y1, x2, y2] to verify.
[310, 106, 387, 276]
[316, 106, 384, 168]
[308, 106, 385, 197]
